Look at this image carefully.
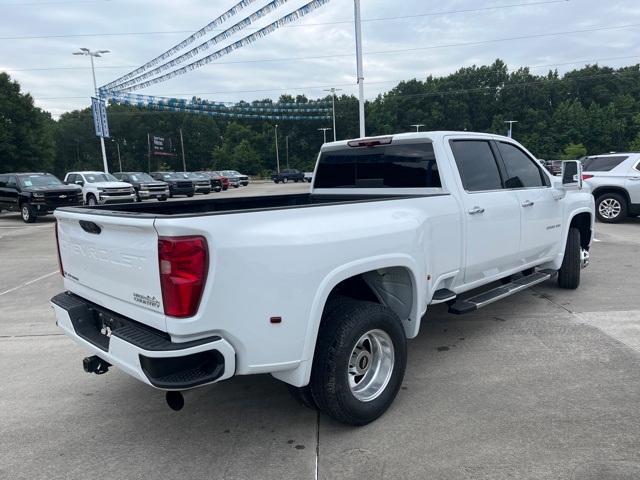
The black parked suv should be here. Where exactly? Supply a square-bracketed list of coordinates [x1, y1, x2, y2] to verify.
[113, 172, 170, 201]
[150, 172, 195, 198]
[272, 168, 304, 183]
[0, 173, 83, 223]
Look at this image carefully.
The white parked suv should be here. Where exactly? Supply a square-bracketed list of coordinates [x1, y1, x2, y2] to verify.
[581, 153, 640, 223]
[52, 132, 594, 425]
[64, 171, 136, 206]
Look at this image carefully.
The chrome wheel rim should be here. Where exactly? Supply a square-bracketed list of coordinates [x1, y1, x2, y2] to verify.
[88, 197, 97, 206]
[348, 329, 395, 402]
[599, 198, 621, 219]
[21, 206, 29, 221]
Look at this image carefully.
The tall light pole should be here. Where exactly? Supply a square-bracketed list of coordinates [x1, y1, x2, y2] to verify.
[354, 0, 365, 138]
[411, 124, 425, 132]
[324, 87, 342, 141]
[73, 48, 110, 173]
[112, 139, 122, 172]
[179, 128, 187, 171]
[274, 124, 280, 173]
[318, 128, 332, 144]
[285, 135, 290, 169]
[504, 120, 518, 138]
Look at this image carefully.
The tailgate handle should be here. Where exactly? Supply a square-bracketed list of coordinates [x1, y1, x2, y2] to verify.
[79, 220, 102, 235]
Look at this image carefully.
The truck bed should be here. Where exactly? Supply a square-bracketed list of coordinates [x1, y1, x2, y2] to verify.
[58, 192, 432, 218]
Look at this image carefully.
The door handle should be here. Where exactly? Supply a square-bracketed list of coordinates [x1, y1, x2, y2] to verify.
[629, 177, 640, 181]
[521, 200, 535, 208]
[468, 206, 485, 215]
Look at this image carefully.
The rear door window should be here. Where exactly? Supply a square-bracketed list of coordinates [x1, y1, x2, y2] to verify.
[582, 156, 628, 172]
[497, 142, 548, 188]
[450, 140, 502, 192]
[315, 143, 441, 188]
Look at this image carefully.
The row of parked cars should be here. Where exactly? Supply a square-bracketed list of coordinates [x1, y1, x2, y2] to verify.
[0, 169, 250, 222]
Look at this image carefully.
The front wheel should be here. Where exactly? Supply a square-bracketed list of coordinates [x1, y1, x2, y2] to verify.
[309, 299, 407, 426]
[21, 203, 37, 223]
[86, 195, 98, 206]
[187, 193, 194, 198]
[158, 196, 168, 201]
[558, 227, 581, 289]
[282, 177, 289, 184]
[596, 193, 627, 223]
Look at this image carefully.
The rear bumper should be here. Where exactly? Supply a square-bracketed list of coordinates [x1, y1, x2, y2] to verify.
[51, 292, 236, 390]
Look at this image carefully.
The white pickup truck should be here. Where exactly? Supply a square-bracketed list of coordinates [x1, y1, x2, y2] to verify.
[51, 131, 594, 425]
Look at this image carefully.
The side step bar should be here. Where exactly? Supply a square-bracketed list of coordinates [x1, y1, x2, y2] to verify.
[448, 270, 556, 315]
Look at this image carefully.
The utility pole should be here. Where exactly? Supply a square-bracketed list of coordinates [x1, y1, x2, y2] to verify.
[411, 124, 425, 132]
[179, 128, 186, 171]
[114, 140, 122, 172]
[147, 133, 151, 173]
[354, 0, 365, 138]
[504, 120, 518, 138]
[286, 135, 290, 169]
[318, 128, 332, 144]
[274, 124, 280, 173]
[324, 87, 342, 141]
[73, 48, 110, 173]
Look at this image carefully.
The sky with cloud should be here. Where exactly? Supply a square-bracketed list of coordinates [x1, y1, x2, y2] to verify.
[2, 0, 639, 118]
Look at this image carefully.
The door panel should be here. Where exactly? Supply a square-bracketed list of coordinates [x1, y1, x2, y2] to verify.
[511, 188, 563, 264]
[626, 162, 640, 204]
[461, 191, 521, 284]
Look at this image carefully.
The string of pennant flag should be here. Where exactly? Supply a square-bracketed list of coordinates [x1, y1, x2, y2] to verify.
[99, 0, 332, 122]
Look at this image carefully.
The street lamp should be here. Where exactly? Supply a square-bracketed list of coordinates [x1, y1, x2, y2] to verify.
[318, 127, 332, 144]
[354, 0, 365, 138]
[111, 138, 122, 172]
[323, 87, 342, 141]
[274, 124, 280, 173]
[504, 120, 518, 138]
[73, 48, 111, 173]
[411, 124, 425, 132]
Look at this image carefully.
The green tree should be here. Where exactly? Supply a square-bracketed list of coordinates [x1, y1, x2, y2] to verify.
[0, 73, 55, 173]
[561, 143, 587, 159]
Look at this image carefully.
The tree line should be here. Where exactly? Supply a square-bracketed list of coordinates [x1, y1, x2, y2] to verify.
[2, 59, 640, 177]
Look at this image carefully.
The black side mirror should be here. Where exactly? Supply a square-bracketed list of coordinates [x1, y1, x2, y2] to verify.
[561, 160, 582, 189]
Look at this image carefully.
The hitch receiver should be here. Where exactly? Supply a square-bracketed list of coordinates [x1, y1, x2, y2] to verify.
[83, 355, 111, 375]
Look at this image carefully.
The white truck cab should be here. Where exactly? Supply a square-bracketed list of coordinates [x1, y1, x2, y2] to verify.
[64, 171, 136, 206]
[52, 132, 594, 425]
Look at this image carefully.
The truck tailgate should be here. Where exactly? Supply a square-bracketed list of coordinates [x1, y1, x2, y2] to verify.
[55, 209, 166, 331]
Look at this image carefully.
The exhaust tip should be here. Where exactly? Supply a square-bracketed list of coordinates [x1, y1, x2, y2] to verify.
[82, 355, 110, 375]
[166, 391, 185, 411]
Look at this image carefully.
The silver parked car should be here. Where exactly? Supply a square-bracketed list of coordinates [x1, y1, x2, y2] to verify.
[582, 153, 640, 223]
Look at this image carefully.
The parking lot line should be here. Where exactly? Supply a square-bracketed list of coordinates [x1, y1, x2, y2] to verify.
[0, 270, 58, 297]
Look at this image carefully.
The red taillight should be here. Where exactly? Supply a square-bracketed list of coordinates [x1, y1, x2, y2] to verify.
[54, 220, 64, 276]
[582, 174, 594, 181]
[158, 236, 208, 318]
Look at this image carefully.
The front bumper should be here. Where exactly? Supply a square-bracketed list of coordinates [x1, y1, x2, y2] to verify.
[138, 189, 169, 199]
[99, 193, 137, 204]
[51, 292, 236, 390]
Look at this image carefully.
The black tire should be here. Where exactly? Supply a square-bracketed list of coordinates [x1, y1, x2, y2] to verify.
[158, 196, 168, 201]
[274, 179, 279, 184]
[309, 300, 407, 426]
[558, 227, 581, 289]
[20, 203, 37, 223]
[86, 194, 98, 207]
[187, 193, 194, 198]
[294, 179, 299, 183]
[595, 193, 627, 223]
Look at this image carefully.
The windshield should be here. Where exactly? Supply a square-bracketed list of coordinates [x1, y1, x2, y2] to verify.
[128, 173, 155, 182]
[222, 170, 238, 176]
[160, 172, 188, 180]
[84, 173, 118, 183]
[18, 174, 63, 188]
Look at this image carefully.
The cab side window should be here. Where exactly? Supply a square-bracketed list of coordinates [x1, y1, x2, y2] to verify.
[497, 142, 549, 188]
[7, 176, 18, 189]
[0, 175, 7, 188]
[450, 140, 503, 192]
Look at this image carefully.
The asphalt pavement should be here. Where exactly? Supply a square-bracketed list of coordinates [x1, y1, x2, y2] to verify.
[1, 185, 638, 480]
